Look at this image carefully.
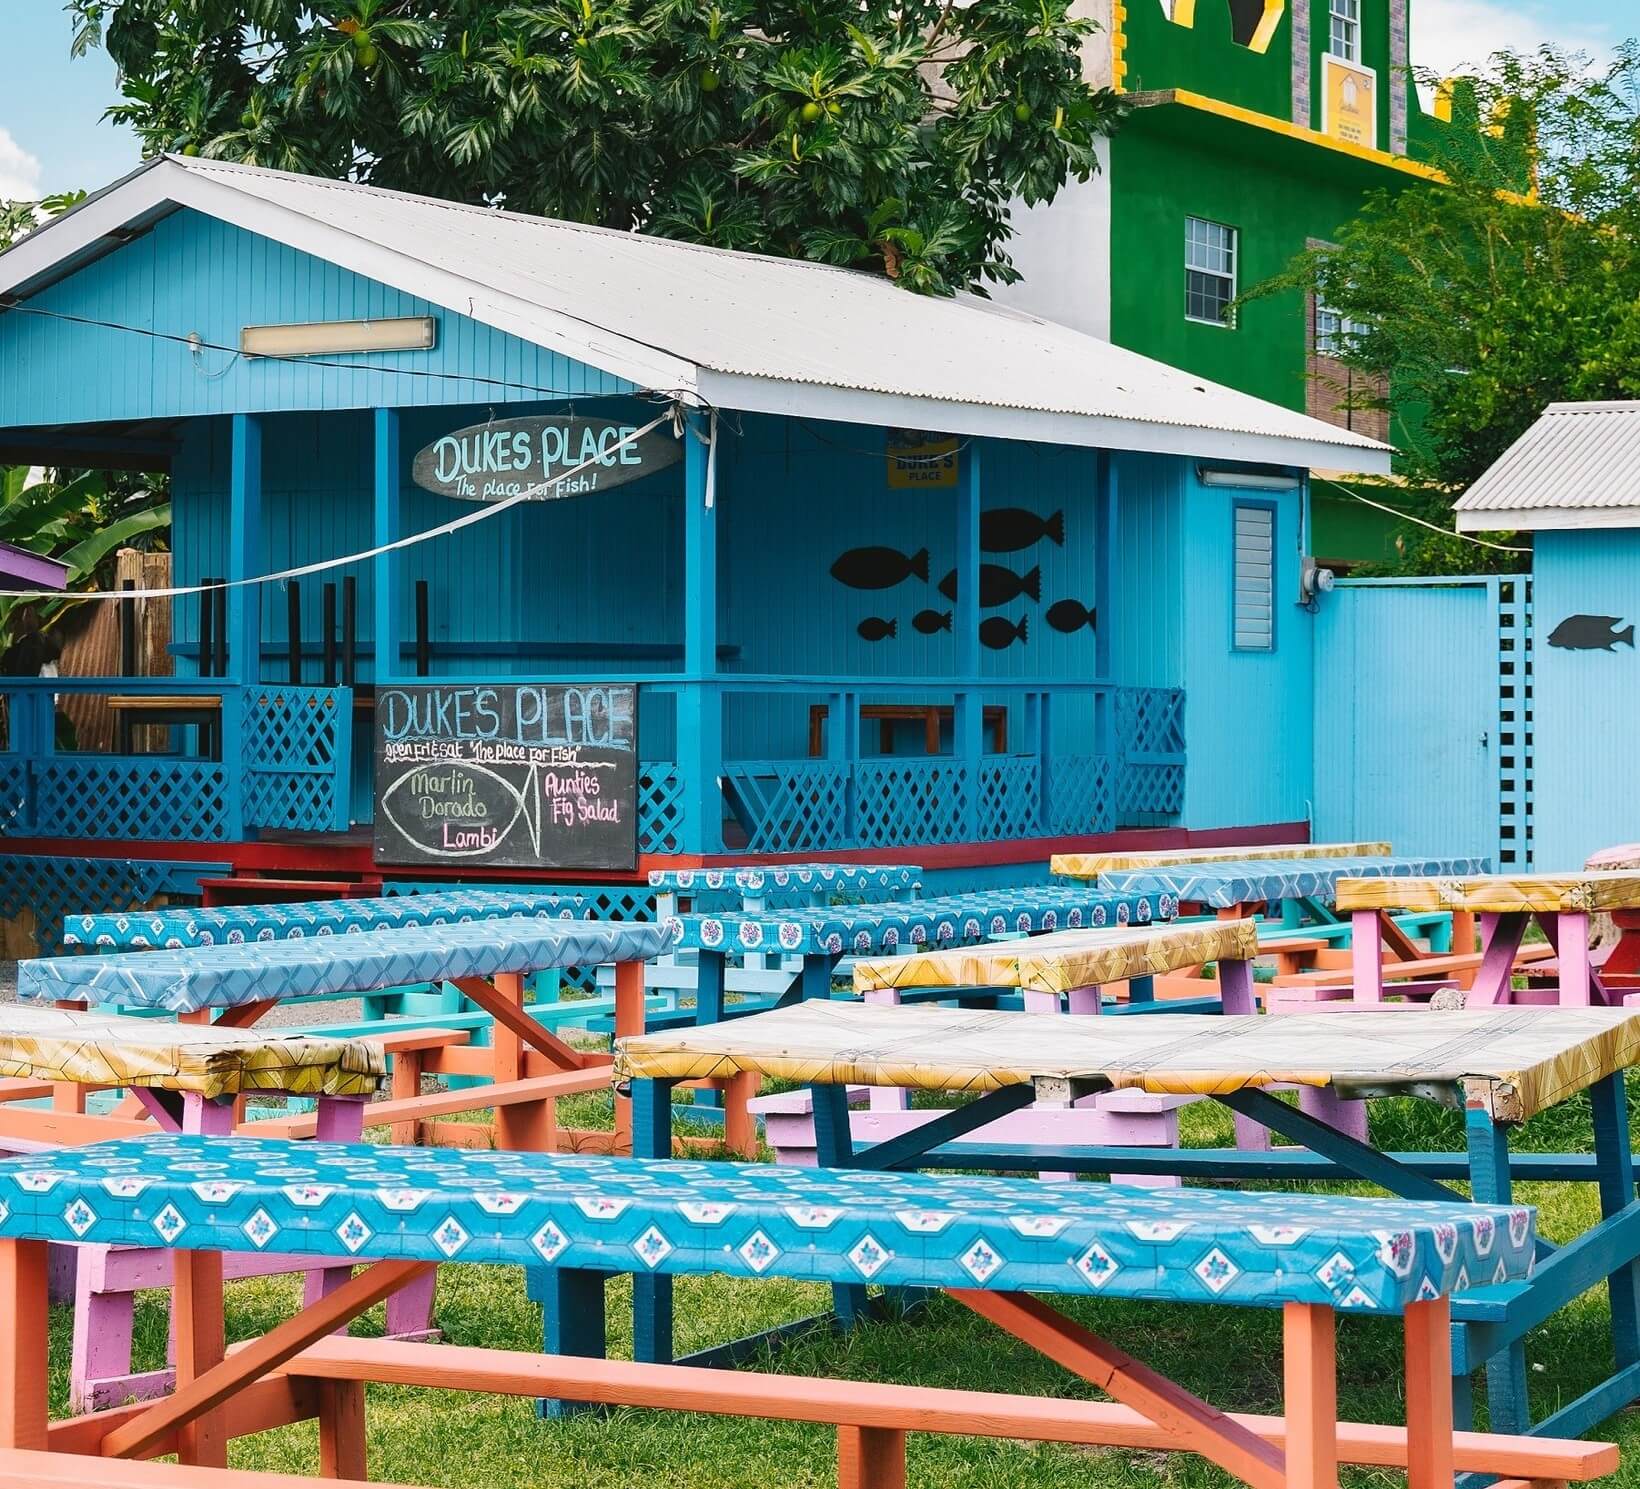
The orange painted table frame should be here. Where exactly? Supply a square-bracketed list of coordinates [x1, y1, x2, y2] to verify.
[0, 1235, 1610, 1489]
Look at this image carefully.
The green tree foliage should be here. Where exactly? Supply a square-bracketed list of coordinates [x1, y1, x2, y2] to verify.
[1257, 45, 1639, 574]
[67, 0, 1122, 295]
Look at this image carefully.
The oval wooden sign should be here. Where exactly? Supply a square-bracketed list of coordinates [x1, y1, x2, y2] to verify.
[412, 416, 681, 502]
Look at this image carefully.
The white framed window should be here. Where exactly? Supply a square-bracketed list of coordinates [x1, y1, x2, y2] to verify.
[1315, 301, 1367, 357]
[1185, 217, 1237, 327]
[1232, 502, 1276, 651]
[1329, 0, 1360, 62]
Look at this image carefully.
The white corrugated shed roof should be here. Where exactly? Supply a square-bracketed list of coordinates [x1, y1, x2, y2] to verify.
[0, 155, 1390, 471]
[1456, 402, 1640, 531]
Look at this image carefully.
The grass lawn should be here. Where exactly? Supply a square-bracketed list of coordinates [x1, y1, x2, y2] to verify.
[47, 1082, 1640, 1487]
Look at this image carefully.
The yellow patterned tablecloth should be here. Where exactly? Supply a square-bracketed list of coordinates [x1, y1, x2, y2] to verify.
[1051, 841, 1391, 878]
[1336, 871, 1640, 915]
[616, 1001, 1640, 1122]
[853, 918, 1259, 995]
[0, 1006, 386, 1099]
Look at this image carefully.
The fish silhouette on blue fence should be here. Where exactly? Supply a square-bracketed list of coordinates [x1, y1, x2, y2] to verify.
[980, 615, 1028, 650]
[1045, 600, 1096, 634]
[981, 508, 1064, 553]
[857, 617, 898, 642]
[912, 609, 952, 634]
[1547, 615, 1635, 652]
[830, 547, 930, 590]
[938, 565, 1041, 607]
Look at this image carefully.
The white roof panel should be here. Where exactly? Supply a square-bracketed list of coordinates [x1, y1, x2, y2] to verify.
[1456, 402, 1640, 532]
[0, 156, 1390, 471]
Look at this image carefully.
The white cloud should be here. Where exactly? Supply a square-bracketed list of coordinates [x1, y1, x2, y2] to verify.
[1411, 0, 1617, 83]
[0, 127, 42, 202]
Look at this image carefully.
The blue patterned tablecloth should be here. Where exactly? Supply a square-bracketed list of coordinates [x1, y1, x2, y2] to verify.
[20, 918, 672, 1014]
[1097, 856, 1492, 911]
[670, 886, 1174, 957]
[648, 863, 921, 895]
[0, 1134, 1532, 1313]
[62, 888, 589, 951]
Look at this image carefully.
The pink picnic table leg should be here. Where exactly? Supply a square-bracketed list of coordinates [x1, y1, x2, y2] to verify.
[1352, 909, 1386, 1003]
[862, 986, 910, 1112]
[1219, 958, 1273, 1152]
[1544, 911, 1596, 1007]
[1466, 912, 1528, 1006]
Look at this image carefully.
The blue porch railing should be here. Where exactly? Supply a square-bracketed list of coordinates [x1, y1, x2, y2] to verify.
[0, 675, 1180, 854]
[0, 679, 352, 842]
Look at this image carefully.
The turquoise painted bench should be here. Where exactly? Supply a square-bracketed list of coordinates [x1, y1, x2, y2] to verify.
[0, 1132, 1594, 1489]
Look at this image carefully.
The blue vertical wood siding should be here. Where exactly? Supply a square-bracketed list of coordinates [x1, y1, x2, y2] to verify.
[1532, 531, 1636, 867]
[0, 209, 632, 428]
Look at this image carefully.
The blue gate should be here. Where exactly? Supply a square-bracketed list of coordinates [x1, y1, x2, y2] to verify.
[1312, 577, 1532, 868]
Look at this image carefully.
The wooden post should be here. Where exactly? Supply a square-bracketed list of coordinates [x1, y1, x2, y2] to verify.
[838, 1425, 907, 1489]
[1351, 909, 1385, 1002]
[1283, 1302, 1339, 1489]
[492, 971, 554, 1152]
[955, 439, 982, 839]
[323, 583, 338, 687]
[341, 575, 358, 689]
[228, 414, 262, 684]
[172, 1248, 228, 1467]
[0, 1239, 48, 1449]
[678, 412, 723, 852]
[286, 579, 303, 686]
[373, 407, 402, 688]
[415, 579, 430, 677]
[1405, 1297, 1456, 1489]
[318, 1379, 368, 1479]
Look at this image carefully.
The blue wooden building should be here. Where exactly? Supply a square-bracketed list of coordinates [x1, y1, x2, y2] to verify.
[0, 156, 1386, 920]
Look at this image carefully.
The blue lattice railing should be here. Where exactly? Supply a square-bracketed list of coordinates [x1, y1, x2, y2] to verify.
[242, 686, 352, 832]
[722, 761, 849, 854]
[638, 762, 687, 855]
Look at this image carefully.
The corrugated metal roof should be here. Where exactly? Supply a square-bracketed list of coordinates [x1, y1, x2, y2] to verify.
[1456, 402, 1640, 531]
[0, 156, 1390, 470]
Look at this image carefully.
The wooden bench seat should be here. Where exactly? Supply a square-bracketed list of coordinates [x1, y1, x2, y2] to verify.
[0, 1132, 1585, 1489]
[0, 1449, 388, 1488]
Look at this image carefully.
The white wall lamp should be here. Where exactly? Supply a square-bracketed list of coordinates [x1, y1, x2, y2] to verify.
[241, 316, 438, 358]
[1197, 465, 1302, 490]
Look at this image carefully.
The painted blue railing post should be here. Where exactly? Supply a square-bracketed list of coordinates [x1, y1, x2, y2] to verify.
[1093, 450, 1117, 765]
[224, 412, 263, 841]
[826, 689, 860, 846]
[373, 408, 402, 687]
[1030, 690, 1054, 835]
[955, 440, 982, 838]
[677, 414, 723, 853]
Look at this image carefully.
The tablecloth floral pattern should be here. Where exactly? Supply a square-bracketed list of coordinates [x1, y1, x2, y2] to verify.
[0, 1134, 1532, 1314]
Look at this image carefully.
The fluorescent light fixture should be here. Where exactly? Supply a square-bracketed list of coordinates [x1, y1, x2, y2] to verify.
[240, 316, 437, 358]
[1197, 465, 1302, 491]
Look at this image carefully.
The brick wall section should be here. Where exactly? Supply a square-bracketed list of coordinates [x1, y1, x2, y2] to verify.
[1388, 0, 1409, 152]
[1291, 0, 1312, 126]
[1303, 234, 1391, 442]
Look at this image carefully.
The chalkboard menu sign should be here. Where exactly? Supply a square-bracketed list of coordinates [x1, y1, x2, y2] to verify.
[373, 684, 638, 871]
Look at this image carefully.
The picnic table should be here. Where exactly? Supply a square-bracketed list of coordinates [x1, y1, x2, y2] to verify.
[617, 999, 1640, 1442]
[0, 1003, 400, 1410]
[0, 1132, 1596, 1489]
[17, 916, 675, 1155]
[1337, 870, 1640, 1007]
[1050, 841, 1391, 876]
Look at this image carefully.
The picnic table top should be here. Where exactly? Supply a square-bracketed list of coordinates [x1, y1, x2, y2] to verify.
[62, 887, 588, 951]
[852, 919, 1260, 994]
[1051, 842, 1392, 878]
[1095, 855, 1490, 909]
[668, 886, 1171, 957]
[1336, 871, 1640, 915]
[20, 917, 671, 1015]
[0, 1005, 383, 1099]
[0, 1133, 1531, 1313]
[646, 864, 921, 895]
[616, 1001, 1640, 1123]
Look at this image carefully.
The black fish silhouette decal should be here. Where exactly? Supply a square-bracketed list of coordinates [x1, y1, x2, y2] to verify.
[912, 608, 952, 634]
[979, 615, 1028, 650]
[982, 508, 1064, 553]
[830, 546, 929, 590]
[1548, 615, 1635, 651]
[1045, 599, 1096, 634]
[857, 617, 897, 642]
[938, 564, 1041, 607]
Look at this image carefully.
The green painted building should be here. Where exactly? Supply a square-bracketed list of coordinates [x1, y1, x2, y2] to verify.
[1002, 0, 1451, 566]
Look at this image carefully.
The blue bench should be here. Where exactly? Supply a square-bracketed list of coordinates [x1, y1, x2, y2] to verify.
[0, 1132, 1591, 1489]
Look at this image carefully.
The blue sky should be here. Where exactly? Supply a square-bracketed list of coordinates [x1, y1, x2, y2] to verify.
[0, 0, 1634, 200]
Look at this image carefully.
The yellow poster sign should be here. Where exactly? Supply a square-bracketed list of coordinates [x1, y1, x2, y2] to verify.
[1321, 55, 1377, 150]
[886, 430, 959, 489]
